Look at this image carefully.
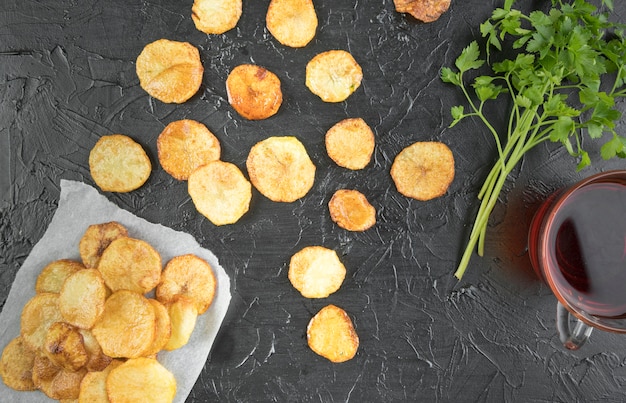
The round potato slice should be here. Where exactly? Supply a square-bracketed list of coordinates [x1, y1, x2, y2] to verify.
[35, 259, 85, 294]
[188, 160, 252, 226]
[78, 329, 112, 372]
[393, 0, 451, 23]
[79, 221, 128, 269]
[142, 299, 172, 357]
[192, 0, 242, 35]
[266, 0, 318, 48]
[157, 119, 221, 180]
[34, 353, 87, 401]
[21, 293, 63, 352]
[325, 118, 375, 170]
[97, 236, 162, 294]
[156, 254, 217, 314]
[78, 359, 123, 403]
[305, 50, 363, 103]
[59, 268, 108, 329]
[107, 357, 176, 403]
[43, 322, 88, 372]
[226, 64, 283, 120]
[307, 304, 359, 363]
[136, 38, 203, 104]
[390, 141, 455, 201]
[288, 246, 346, 299]
[328, 189, 376, 232]
[163, 296, 198, 351]
[89, 134, 152, 193]
[0, 336, 37, 391]
[246, 136, 316, 202]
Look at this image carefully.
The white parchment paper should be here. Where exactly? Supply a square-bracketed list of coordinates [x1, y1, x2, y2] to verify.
[0, 179, 231, 402]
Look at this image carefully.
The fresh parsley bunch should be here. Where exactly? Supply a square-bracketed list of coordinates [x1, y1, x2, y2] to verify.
[441, 0, 626, 279]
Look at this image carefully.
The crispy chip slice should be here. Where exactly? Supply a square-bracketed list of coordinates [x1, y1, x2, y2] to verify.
[35, 259, 85, 294]
[21, 293, 63, 352]
[226, 64, 283, 120]
[192, 0, 242, 34]
[43, 322, 88, 372]
[393, 0, 451, 23]
[163, 296, 198, 351]
[0, 336, 37, 391]
[266, 0, 318, 48]
[34, 353, 86, 401]
[328, 189, 376, 232]
[246, 136, 316, 202]
[142, 299, 172, 357]
[97, 236, 162, 294]
[156, 254, 217, 314]
[91, 290, 156, 359]
[390, 141, 455, 201]
[59, 269, 108, 329]
[307, 304, 359, 363]
[107, 357, 176, 403]
[78, 329, 112, 372]
[325, 118, 375, 170]
[136, 39, 203, 104]
[78, 359, 123, 403]
[157, 119, 221, 180]
[306, 50, 363, 103]
[188, 160, 252, 226]
[89, 134, 152, 193]
[79, 221, 128, 269]
[288, 246, 346, 298]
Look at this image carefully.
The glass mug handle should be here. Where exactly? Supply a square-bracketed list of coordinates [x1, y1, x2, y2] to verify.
[556, 302, 594, 350]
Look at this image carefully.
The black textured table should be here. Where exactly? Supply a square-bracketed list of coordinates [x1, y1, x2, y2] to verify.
[2, 1, 626, 401]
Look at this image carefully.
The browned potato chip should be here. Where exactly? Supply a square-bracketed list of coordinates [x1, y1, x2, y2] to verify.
[325, 118, 375, 170]
[390, 141, 455, 201]
[21, 293, 63, 352]
[79, 222, 128, 269]
[328, 189, 376, 232]
[35, 259, 85, 294]
[89, 134, 152, 193]
[91, 290, 156, 359]
[136, 39, 203, 104]
[97, 236, 162, 294]
[142, 299, 172, 357]
[288, 246, 346, 298]
[305, 50, 363, 103]
[43, 322, 88, 372]
[0, 336, 37, 391]
[107, 357, 176, 403]
[77, 329, 112, 372]
[266, 0, 318, 48]
[59, 269, 108, 329]
[393, 0, 451, 23]
[163, 296, 198, 351]
[246, 136, 316, 202]
[188, 160, 252, 226]
[157, 119, 221, 180]
[307, 304, 359, 363]
[156, 254, 217, 314]
[226, 64, 283, 120]
[34, 353, 86, 401]
[78, 360, 123, 403]
[192, 0, 242, 35]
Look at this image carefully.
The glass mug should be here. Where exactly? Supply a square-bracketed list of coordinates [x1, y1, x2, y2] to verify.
[528, 170, 626, 350]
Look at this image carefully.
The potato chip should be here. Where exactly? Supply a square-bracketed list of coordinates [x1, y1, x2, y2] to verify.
[393, 0, 451, 23]
[91, 290, 156, 359]
[0, 336, 37, 391]
[107, 357, 176, 403]
[157, 119, 221, 180]
[325, 118, 375, 170]
[35, 259, 84, 294]
[59, 269, 108, 329]
[34, 353, 86, 401]
[163, 296, 198, 351]
[305, 50, 362, 103]
[21, 293, 63, 352]
[156, 254, 217, 314]
[288, 246, 346, 298]
[307, 304, 359, 363]
[226, 64, 283, 120]
[142, 299, 172, 357]
[97, 236, 162, 294]
[192, 0, 242, 35]
[188, 160, 252, 226]
[390, 141, 455, 201]
[136, 38, 203, 104]
[328, 189, 376, 232]
[78, 329, 112, 372]
[89, 134, 152, 193]
[246, 136, 316, 202]
[43, 322, 88, 372]
[79, 221, 128, 269]
[266, 0, 318, 48]
[78, 360, 123, 403]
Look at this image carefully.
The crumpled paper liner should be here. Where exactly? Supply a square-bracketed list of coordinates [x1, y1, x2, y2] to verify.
[0, 179, 231, 402]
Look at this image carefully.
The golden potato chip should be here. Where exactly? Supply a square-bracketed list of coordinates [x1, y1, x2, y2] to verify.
[34, 353, 86, 401]
[35, 259, 84, 294]
[78, 329, 112, 372]
[59, 269, 108, 329]
[32, 353, 59, 387]
[226, 64, 283, 120]
[43, 322, 88, 372]
[89, 134, 152, 193]
[142, 299, 172, 357]
[157, 119, 221, 180]
[21, 293, 63, 352]
[307, 304, 359, 363]
[266, 0, 318, 48]
[79, 221, 128, 269]
[78, 360, 123, 403]
[328, 189, 376, 232]
[246, 136, 316, 202]
[91, 290, 156, 359]
[164, 296, 198, 351]
[325, 118, 375, 170]
[188, 160, 252, 226]
[0, 336, 37, 391]
[393, 0, 451, 23]
[107, 357, 176, 403]
[136, 38, 203, 104]
[305, 50, 363, 103]
[97, 236, 162, 294]
[288, 246, 346, 298]
[390, 141, 455, 201]
[156, 254, 217, 314]
[192, 0, 242, 35]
